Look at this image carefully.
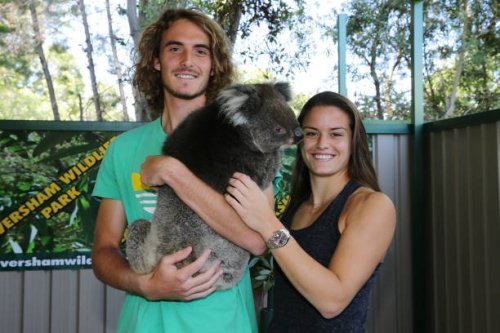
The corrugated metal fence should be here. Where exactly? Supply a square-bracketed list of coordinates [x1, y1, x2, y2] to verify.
[424, 113, 500, 333]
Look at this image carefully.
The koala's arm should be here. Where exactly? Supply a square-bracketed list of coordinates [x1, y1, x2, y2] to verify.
[141, 155, 267, 255]
[92, 198, 222, 300]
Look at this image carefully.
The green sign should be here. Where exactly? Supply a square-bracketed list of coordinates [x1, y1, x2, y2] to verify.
[0, 125, 116, 270]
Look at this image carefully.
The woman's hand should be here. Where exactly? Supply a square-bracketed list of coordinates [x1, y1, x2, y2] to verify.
[225, 172, 278, 235]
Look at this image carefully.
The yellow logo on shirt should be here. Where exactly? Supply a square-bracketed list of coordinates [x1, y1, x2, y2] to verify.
[131, 173, 157, 214]
[131, 173, 151, 191]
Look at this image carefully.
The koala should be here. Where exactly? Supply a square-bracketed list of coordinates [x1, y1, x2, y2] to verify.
[126, 82, 303, 290]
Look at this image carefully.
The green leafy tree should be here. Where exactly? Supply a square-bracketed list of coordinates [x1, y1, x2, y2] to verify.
[0, 0, 126, 121]
[124, 0, 313, 120]
[0, 43, 86, 120]
[333, 0, 411, 120]
[336, 0, 498, 120]
[423, 0, 499, 119]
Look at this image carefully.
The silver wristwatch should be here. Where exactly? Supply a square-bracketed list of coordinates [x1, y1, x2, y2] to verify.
[266, 228, 291, 249]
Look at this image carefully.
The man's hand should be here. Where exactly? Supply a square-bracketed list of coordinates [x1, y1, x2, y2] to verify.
[140, 155, 172, 187]
[137, 246, 223, 301]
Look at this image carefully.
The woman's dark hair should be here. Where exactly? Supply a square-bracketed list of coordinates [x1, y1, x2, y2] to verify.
[133, 8, 234, 118]
[287, 91, 380, 209]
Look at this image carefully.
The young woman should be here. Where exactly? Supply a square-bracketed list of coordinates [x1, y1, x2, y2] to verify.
[225, 91, 396, 332]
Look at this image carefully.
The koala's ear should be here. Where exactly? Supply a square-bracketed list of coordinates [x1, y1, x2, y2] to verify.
[274, 82, 292, 101]
[217, 84, 251, 126]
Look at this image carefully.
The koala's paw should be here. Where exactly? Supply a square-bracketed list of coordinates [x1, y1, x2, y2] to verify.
[213, 266, 239, 290]
[212, 251, 250, 290]
[126, 219, 152, 274]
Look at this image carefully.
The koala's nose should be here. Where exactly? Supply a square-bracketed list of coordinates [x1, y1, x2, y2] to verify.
[293, 127, 303, 143]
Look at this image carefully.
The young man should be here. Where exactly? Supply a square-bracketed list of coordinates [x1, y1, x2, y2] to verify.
[91, 9, 271, 333]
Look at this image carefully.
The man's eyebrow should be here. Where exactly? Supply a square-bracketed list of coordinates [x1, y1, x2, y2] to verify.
[165, 40, 182, 47]
[194, 44, 211, 50]
[164, 40, 210, 50]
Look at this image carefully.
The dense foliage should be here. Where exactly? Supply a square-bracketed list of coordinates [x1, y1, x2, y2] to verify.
[1, 1, 495, 121]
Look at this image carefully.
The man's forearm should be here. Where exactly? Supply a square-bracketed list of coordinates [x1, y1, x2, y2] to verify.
[164, 159, 266, 255]
[92, 246, 144, 295]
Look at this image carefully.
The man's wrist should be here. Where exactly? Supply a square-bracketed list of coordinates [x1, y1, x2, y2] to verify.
[161, 156, 178, 185]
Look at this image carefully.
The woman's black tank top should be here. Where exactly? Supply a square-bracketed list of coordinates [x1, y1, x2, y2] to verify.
[267, 180, 380, 333]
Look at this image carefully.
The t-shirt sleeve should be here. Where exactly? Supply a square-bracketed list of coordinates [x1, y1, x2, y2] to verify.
[92, 140, 121, 200]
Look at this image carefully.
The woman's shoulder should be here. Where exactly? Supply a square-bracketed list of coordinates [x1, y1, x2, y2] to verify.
[351, 187, 393, 206]
[344, 187, 396, 227]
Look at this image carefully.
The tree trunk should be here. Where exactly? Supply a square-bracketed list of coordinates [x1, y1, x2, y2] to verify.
[29, 0, 60, 120]
[368, 49, 384, 119]
[214, 1, 242, 50]
[444, 0, 469, 118]
[373, 75, 383, 119]
[363, 32, 384, 120]
[384, 55, 402, 120]
[127, 0, 141, 48]
[78, 0, 102, 121]
[78, 93, 84, 120]
[127, 0, 150, 121]
[105, 0, 129, 121]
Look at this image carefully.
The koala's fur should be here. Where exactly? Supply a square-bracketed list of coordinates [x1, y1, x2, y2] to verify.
[126, 82, 301, 290]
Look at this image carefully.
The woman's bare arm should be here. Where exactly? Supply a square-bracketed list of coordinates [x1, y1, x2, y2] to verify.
[225, 173, 396, 318]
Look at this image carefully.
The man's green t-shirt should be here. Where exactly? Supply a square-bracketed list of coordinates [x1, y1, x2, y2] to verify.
[92, 118, 259, 333]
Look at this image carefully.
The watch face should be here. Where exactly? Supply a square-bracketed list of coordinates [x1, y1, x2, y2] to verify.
[267, 229, 290, 249]
[274, 232, 287, 245]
